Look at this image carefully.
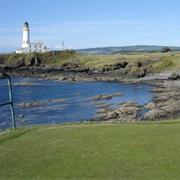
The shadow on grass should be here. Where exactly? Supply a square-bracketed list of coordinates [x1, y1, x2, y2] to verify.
[0, 128, 36, 145]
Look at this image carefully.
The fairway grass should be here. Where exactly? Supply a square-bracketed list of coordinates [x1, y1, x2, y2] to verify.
[1, 121, 180, 179]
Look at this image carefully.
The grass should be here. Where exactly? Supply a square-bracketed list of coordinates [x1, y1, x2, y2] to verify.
[1, 51, 180, 73]
[1, 120, 180, 179]
[78, 52, 180, 71]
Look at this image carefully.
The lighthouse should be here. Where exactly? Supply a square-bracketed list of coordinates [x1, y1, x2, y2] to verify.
[22, 22, 30, 48]
[16, 22, 48, 54]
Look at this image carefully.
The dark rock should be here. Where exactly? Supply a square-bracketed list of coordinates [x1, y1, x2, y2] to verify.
[102, 67, 106, 72]
[168, 73, 180, 80]
[62, 63, 69, 68]
[138, 68, 147, 78]
[3, 66, 13, 71]
[71, 77, 76, 81]
[76, 68, 89, 73]
[113, 62, 128, 70]
[92, 94, 113, 101]
[0, 72, 8, 78]
[104, 67, 111, 71]
[27, 56, 41, 66]
[27, 57, 35, 66]
[63, 76, 68, 81]
[61, 61, 80, 70]
[136, 61, 142, 68]
[35, 57, 41, 66]
[117, 62, 128, 68]
[16, 58, 26, 68]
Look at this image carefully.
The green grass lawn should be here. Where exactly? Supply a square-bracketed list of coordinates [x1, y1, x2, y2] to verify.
[1, 121, 180, 179]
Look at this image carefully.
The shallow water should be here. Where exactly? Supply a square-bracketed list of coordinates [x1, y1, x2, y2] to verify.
[0, 77, 153, 130]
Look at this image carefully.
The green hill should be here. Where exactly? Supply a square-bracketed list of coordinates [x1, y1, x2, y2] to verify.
[77, 45, 180, 54]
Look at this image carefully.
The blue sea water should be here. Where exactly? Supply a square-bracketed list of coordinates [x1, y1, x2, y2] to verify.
[0, 77, 153, 130]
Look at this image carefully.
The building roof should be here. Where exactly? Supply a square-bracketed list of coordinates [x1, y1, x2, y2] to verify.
[24, 22, 29, 28]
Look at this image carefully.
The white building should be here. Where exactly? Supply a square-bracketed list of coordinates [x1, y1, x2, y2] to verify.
[16, 22, 48, 54]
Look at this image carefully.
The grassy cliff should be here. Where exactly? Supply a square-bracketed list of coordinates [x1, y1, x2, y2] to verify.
[0, 50, 180, 73]
[0, 50, 77, 66]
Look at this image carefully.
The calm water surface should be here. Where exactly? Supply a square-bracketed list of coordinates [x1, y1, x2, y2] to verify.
[0, 77, 153, 130]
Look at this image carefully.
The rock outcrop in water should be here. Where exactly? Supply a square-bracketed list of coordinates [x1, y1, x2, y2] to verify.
[143, 86, 180, 120]
[95, 102, 141, 122]
[18, 101, 44, 109]
[92, 84, 180, 122]
[168, 73, 180, 80]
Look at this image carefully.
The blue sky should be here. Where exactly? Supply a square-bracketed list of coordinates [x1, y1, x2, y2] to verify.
[0, 0, 180, 52]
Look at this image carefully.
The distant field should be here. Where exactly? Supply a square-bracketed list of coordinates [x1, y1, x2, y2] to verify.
[1, 120, 180, 179]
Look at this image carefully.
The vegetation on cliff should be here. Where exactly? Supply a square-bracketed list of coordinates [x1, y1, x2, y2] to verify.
[0, 50, 180, 75]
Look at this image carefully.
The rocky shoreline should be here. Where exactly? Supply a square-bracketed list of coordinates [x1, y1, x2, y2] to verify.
[91, 82, 180, 122]
[1, 62, 180, 123]
[0, 54, 158, 81]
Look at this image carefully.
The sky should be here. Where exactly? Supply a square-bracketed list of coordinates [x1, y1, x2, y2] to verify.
[0, 0, 180, 52]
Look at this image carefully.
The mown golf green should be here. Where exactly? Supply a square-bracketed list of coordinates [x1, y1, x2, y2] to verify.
[0, 121, 180, 179]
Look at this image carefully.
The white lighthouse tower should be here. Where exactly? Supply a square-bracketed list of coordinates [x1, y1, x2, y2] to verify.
[16, 22, 48, 54]
[22, 22, 30, 48]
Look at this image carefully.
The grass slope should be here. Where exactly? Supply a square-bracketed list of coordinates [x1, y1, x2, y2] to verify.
[0, 121, 180, 179]
[1, 50, 180, 73]
[78, 52, 180, 72]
